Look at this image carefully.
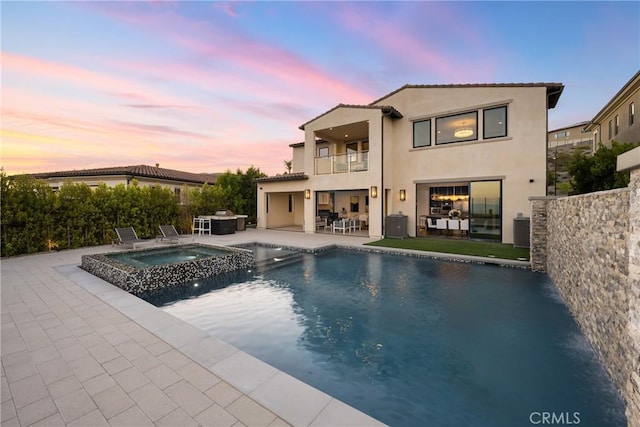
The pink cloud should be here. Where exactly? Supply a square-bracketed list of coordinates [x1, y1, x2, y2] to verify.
[79, 3, 377, 106]
[334, 3, 496, 83]
[1, 51, 205, 110]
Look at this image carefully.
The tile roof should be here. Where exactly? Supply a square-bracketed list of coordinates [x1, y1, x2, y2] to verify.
[27, 164, 217, 185]
[254, 172, 308, 183]
[369, 83, 565, 108]
[548, 121, 591, 133]
[298, 104, 402, 130]
[298, 83, 563, 131]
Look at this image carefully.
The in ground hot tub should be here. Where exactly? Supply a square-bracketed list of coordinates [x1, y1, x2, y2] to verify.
[81, 244, 253, 295]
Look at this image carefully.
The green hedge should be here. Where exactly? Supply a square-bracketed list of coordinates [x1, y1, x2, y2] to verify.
[0, 167, 265, 257]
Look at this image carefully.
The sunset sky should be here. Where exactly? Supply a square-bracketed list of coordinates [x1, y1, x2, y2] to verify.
[2, 1, 639, 177]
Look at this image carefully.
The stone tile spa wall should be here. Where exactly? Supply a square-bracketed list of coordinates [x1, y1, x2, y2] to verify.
[81, 246, 254, 296]
[530, 165, 640, 426]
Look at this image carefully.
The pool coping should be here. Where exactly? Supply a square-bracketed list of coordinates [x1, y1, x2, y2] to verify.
[232, 240, 531, 269]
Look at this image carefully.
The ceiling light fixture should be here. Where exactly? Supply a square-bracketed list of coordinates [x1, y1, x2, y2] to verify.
[454, 127, 474, 138]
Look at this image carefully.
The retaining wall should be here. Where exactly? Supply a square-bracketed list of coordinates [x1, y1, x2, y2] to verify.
[530, 153, 640, 426]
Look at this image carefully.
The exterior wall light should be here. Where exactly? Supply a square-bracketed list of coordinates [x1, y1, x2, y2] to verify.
[399, 189, 406, 201]
[370, 186, 378, 198]
[304, 189, 311, 199]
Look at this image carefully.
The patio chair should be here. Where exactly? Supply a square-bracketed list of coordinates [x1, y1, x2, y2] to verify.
[460, 219, 470, 236]
[436, 219, 448, 235]
[315, 216, 328, 231]
[159, 225, 186, 244]
[332, 219, 349, 234]
[114, 227, 153, 249]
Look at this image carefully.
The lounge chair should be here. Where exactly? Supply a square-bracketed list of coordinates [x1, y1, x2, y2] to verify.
[114, 227, 152, 249]
[159, 225, 185, 244]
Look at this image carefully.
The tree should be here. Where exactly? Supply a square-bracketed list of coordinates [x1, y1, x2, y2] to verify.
[240, 166, 266, 224]
[284, 159, 292, 174]
[568, 141, 639, 194]
[0, 173, 55, 256]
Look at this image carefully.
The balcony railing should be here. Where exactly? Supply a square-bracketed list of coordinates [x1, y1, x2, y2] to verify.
[315, 152, 369, 175]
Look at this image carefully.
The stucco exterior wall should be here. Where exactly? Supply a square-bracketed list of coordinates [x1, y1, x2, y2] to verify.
[378, 86, 549, 243]
[589, 72, 640, 150]
[258, 84, 555, 243]
[291, 146, 305, 174]
[302, 108, 384, 238]
[256, 181, 307, 229]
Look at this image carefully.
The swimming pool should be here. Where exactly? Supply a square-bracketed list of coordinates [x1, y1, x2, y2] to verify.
[145, 248, 626, 427]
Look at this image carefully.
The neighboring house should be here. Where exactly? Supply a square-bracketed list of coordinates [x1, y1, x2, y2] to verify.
[26, 164, 217, 201]
[585, 70, 640, 151]
[547, 121, 592, 151]
[547, 122, 593, 196]
[256, 83, 564, 244]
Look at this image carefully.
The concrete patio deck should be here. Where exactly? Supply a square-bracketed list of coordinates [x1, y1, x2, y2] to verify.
[1, 229, 384, 427]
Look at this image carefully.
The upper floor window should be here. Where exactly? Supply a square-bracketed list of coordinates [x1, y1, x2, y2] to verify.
[483, 106, 507, 139]
[318, 147, 329, 157]
[630, 103, 635, 126]
[615, 115, 619, 135]
[436, 111, 477, 145]
[608, 120, 612, 139]
[413, 119, 431, 148]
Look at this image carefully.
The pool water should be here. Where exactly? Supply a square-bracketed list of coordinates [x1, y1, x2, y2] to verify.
[148, 249, 625, 427]
[107, 244, 231, 267]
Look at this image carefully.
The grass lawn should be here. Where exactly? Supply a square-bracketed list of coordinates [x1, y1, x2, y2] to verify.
[365, 237, 530, 261]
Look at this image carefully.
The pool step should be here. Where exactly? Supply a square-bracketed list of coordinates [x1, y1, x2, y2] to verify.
[253, 252, 304, 271]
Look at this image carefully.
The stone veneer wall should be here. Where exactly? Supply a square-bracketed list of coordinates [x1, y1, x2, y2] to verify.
[530, 169, 640, 426]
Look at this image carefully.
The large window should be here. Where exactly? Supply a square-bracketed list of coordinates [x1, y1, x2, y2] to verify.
[413, 119, 431, 147]
[436, 111, 477, 145]
[318, 147, 329, 157]
[483, 106, 507, 139]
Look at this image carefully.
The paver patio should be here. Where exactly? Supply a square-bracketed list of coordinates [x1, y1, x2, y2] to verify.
[1, 229, 385, 427]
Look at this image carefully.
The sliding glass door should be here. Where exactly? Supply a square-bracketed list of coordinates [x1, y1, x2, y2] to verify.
[469, 181, 502, 241]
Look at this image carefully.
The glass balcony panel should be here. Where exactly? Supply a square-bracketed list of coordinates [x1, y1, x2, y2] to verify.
[314, 151, 369, 175]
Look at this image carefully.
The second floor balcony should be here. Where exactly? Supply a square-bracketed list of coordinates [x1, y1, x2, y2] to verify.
[315, 152, 369, 175]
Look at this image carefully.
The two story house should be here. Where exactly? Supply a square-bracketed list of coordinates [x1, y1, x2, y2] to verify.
[256, 83, 563, 244]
